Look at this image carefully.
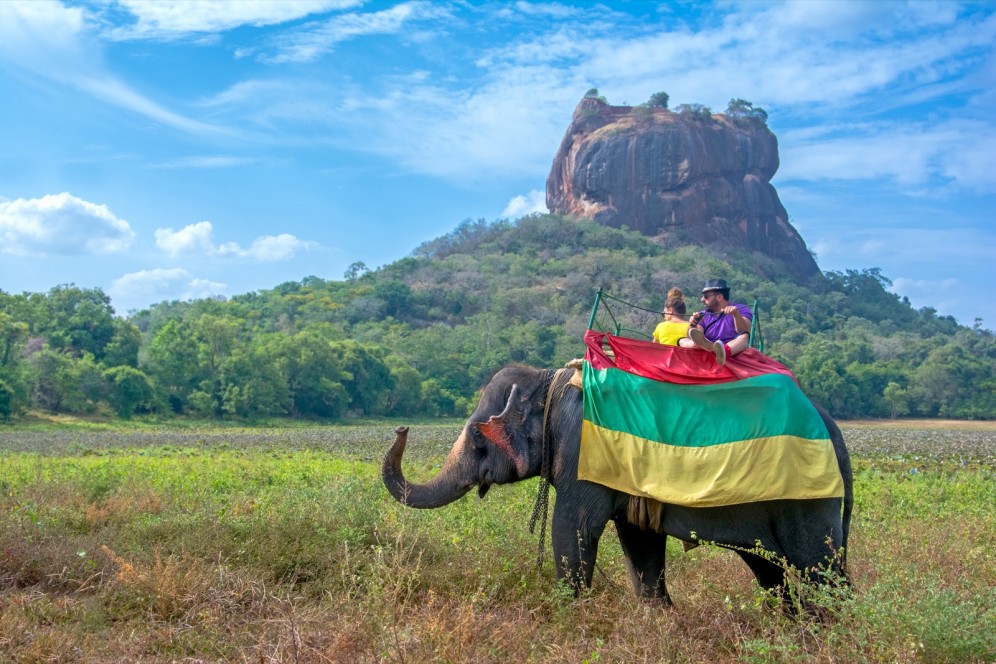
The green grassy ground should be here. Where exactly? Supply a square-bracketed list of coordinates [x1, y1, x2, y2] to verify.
[1, 420, 993, 662]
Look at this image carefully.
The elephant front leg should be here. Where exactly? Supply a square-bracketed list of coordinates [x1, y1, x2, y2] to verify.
[614, 517, 672, 605]
[550, 503, 607, 594]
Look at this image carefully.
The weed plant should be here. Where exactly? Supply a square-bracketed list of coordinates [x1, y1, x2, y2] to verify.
[0, 422, 993, 662]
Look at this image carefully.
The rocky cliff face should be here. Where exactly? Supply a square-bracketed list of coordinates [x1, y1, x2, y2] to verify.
[546, 97, 821, 281]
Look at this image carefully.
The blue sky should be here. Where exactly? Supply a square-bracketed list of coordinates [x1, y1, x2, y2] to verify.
[1, 1, 994, 331]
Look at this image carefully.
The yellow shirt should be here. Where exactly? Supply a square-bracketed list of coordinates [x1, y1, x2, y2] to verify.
[653, 320, 689, 346]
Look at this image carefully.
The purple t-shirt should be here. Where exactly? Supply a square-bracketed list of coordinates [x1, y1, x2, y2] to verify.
[698, 304, 752, 343]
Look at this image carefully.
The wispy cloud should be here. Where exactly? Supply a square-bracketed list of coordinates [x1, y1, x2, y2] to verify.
[105, 0, 361, 40]
[155, 221, 315, 261]
[262, 2, 446, 63]
[81, 75, 231, 136]
[0, 193, 134, 255]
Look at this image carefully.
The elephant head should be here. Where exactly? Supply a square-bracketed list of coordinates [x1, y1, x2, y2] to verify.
[382, 366, 557, 508]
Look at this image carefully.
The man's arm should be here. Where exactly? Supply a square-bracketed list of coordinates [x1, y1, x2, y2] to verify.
[723, 305, 751, 334]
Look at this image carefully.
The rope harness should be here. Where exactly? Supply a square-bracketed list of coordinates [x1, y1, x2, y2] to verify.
[524, 365, 646, 590]
[528, 368, 568, 570]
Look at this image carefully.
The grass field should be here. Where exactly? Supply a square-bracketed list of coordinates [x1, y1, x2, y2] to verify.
[1, 419, 993, 663]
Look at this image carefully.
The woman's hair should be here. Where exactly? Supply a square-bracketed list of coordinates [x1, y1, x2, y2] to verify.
[664, 287, 687, 315]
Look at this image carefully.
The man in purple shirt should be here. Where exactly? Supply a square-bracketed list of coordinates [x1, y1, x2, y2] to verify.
[679, 278, 752, 366]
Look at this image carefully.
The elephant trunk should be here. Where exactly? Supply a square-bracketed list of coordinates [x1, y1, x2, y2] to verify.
[382, 426, 474, 508]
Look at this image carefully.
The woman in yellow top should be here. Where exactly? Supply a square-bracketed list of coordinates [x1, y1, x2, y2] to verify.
[653, 287, 689, 345]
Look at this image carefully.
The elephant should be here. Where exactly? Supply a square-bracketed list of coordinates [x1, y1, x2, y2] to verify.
[382, 364, 853, 607]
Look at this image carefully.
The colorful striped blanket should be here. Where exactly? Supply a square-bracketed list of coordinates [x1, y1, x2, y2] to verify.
[579, 330, 844, 507]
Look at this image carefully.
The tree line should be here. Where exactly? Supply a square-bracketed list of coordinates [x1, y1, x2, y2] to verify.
[1, 214, 993, 422]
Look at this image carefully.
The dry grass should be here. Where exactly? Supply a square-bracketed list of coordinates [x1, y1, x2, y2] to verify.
[0, 422, 993, 662]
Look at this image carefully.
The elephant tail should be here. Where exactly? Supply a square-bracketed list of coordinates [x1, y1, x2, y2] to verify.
[817, 401, 853, 581]
[840, 470, 853, 579]
[836, 432, 854, 581]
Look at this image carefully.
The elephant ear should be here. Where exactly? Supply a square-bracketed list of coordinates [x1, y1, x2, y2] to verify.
[475, 383, 531, 476]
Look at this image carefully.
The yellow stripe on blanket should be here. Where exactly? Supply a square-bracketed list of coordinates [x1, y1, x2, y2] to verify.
[579, 420, 845, 507]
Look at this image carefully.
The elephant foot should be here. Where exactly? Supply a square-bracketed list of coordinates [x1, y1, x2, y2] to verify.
[640, 593, 674, 609]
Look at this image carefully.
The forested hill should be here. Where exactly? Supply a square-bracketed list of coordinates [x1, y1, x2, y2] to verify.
[1, 214, 994, 421]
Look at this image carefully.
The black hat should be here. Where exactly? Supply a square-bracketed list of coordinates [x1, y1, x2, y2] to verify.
[702, 278, 728, 293]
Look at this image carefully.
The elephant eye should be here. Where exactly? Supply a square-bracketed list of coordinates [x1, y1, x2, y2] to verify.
[470, 427, 488, 451]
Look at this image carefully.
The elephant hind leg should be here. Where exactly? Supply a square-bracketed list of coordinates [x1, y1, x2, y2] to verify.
[736, 550, 843, 618]
[735, 550, 788, 601]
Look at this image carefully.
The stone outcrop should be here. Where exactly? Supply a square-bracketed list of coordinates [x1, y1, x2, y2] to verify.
[546, 97, 821, 281]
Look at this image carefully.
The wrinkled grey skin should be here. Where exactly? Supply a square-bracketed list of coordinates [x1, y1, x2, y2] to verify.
[383, 365, 853, 605]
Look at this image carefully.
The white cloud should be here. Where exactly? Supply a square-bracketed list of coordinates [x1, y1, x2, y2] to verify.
[764, 1, 896, 35]
[510, 2, 580, 19]
[109, 268, 227, 306]
[244, 234, 314, 261]
[0, 1, 86, 71]
[216, 234, 314, 261]
[155, 221, 215, 256]
[107, 0, 361, 39]
[154, 221, 315, 261]
[502, 190, 548, 218]
[264, 2, 446, 64]
[0, 192, 134, 255]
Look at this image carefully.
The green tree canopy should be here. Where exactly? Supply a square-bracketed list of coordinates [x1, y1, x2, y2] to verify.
[646, 91, 669, 109]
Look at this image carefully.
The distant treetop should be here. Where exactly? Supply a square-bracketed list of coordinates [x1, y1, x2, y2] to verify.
[646, 91, 669, 109]
[726, 98, 768, 125]
[674, 103, 713, 122]
[584, 87, 608, 103]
